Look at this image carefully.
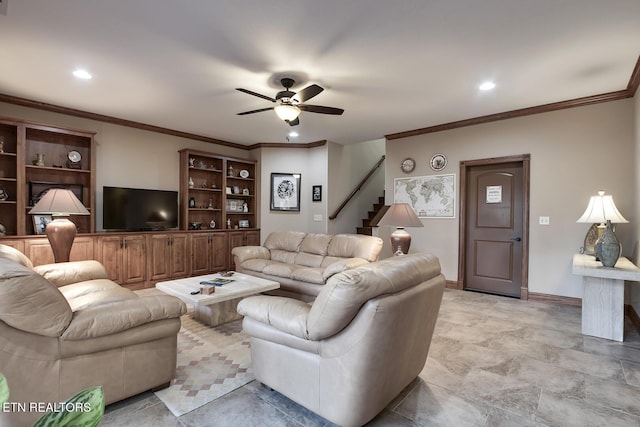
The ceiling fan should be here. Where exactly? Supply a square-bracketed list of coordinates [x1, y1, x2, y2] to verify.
[236, 78, 344, 126]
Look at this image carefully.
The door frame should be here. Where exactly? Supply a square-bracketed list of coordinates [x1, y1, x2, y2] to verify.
[457, 154, 531, 299]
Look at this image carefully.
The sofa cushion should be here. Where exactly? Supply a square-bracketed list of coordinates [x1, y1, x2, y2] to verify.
[0, 244, 34, 270]
[270, 249, 298, 264]
[295, 252, 324, 268]
[299, 233, 333, 256]
[0, 258, 72, 337]
[264, 231, 306, 252]
[59, 279, 139, 312]
[263, 262, 303, 279]
[306, 253, 442, 340]
[327, 234, 383, 262]
[291, 267, 325, 285]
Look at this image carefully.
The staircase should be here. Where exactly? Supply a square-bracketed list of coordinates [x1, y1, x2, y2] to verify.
[357, 194, 388, 235]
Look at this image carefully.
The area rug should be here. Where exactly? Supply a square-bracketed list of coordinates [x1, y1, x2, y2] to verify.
[154, 314, 254, 417]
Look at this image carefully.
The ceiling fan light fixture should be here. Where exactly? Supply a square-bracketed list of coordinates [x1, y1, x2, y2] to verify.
[274, 104, 301, 121]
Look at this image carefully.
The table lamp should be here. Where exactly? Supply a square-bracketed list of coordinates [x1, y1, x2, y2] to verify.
[576, 190, 627, 266]
[377, 203, 423, 255]
[29, 188, 90, 262]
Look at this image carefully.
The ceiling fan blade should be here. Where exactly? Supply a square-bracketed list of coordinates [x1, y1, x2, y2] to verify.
[292, 84, 323, 103]
[236, 88, 276, 103]
[299, 104, 344, 115]
[286, 117, 300, 126]
[237, 107, 274, 115]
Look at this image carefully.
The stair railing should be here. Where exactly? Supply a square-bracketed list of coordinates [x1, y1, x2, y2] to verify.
[329, 155, 385, 220]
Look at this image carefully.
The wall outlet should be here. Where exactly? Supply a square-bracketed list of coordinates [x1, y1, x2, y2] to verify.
[539, 216, 550, 225]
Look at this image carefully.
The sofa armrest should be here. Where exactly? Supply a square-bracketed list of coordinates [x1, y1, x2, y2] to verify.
[237, 295, 310, 340]
[34, 261, 109, 287]
[232, 246, 270, 265]
[62, 295, 186, 340]
[322, 257, 370, 281]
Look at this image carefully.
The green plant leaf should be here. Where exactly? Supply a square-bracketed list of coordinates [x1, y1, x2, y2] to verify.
[0, 373, 9, 406]
[33, 386, 104, 427]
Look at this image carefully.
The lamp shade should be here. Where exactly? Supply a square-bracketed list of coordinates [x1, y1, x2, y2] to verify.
[377, 203, 423, 228]
[29, 188, 90, 216]
[274, 104, 301, 122]
[576, 191, 627, 224]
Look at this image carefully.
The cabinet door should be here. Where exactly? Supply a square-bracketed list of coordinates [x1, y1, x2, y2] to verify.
[170, 233, 190, 278]
[122, 236, 146, 284]
[211, 232, 227, 271]
[149, 234, 171, 281]
[245, 230, 260, 246]
[96, 235, 124, 283]
[191, 233, 211, 275]
[228, 231, 245, 269]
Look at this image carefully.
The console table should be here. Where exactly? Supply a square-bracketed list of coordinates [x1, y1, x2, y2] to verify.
[572, 253, 640, 341]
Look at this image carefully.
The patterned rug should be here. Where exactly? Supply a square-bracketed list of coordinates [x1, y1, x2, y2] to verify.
[154, 314, 253, 417]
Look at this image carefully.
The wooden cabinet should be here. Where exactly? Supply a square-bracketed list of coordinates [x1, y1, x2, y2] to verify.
[0, 116, 95, 236]
[149, 233, 190, 281]
[191, 232, 228, 275]
[96, 234, 146, 288]
[179, 149, 257, 231]
[23, 236, 95, 266]
[0, 120, 20, 237]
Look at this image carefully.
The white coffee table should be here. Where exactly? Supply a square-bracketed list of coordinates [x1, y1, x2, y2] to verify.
[156, 272, 279, 326]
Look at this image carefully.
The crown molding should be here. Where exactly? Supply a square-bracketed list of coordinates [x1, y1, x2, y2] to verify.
[387, 55, 640, 141]
[0, 92, 247, 150]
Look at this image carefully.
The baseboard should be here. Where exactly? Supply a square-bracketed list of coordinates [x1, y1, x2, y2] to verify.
[522, 292, 582, 307]
[445, 280, 459, 290]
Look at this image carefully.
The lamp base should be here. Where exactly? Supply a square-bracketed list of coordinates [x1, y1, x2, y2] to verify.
[390, 227, 411, 255]
[45, 217, 76, 263]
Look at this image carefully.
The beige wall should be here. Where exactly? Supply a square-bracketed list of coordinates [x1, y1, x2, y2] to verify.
[256, 145, 329, 239]
[327, 139, 385, 235]
[385, 99, 636, 298]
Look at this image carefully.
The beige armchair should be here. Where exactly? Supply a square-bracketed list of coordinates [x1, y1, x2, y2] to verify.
[0, 244, 186, 425]
[237, 252, 445, 427]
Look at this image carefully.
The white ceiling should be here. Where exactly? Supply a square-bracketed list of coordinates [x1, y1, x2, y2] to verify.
[0, 1, 639, 146]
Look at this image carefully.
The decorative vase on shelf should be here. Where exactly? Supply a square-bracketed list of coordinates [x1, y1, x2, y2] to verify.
[188, 177, 195, 189]
[598, 220, 621, 268]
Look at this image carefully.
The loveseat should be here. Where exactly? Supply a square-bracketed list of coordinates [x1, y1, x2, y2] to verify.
[237, 252, 446, 427]
[232, 231, 384, 301]
[0, 244, 186, 425]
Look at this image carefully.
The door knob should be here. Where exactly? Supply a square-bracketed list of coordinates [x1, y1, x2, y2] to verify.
[511, 237, 522, 242]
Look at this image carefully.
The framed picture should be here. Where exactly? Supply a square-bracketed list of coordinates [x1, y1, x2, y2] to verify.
[270, 173, 301, 211]
[312, 185, 322, 202]
[29, 181, 84, 206]
[239, 219, 250, 228]
[32, 214, 52, 235]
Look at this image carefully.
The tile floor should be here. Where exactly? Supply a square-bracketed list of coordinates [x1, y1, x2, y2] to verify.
[101, 289, 640, 426]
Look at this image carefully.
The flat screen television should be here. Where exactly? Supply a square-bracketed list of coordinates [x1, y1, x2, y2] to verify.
[103, 186, 178, 231]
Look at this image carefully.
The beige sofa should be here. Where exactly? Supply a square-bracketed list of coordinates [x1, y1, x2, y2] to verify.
[232, 231, 383, 301]
[0, 244, 186, 425]
[237, 252, 446, 427]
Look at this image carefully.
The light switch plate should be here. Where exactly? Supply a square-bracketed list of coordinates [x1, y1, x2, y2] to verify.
[539, 216, 550, 225]
[313, 214, 323, 221]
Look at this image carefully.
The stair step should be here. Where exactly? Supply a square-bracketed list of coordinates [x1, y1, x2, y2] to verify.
[356, 227, 373, 236]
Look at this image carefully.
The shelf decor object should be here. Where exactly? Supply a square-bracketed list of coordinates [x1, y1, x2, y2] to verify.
[377, 203, 423, 255]
[576, 190, 628, 267]
[29, 188, 90, 263]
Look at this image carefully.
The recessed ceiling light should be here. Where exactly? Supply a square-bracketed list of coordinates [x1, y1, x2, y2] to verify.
[288, 131, 299, 138]
[479, 81, 496, 91]
[72, 69, 92, 80]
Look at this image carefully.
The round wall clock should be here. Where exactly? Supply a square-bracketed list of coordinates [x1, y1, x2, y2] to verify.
[400, 157, 416, 173]
[67, 150, 82, 169]
[429, 153, 447, 171]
